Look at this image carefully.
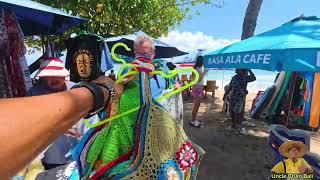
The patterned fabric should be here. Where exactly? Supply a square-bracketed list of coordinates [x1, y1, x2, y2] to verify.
[228, 75, 248, 113]
[66, 34, 114, 82]
[0, 10, 27, 98]
[0, 10, 11, 98]
[4, 10, 26, 97]
[176, 142, 199, 172]
[109, 101, 204, 180]
[100, 73, 204, 180]
[79, 82, 140, 178]
[159, 91, 184, 127]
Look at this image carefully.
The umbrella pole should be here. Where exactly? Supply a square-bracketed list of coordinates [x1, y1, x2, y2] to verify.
[222, 70, 225, 89]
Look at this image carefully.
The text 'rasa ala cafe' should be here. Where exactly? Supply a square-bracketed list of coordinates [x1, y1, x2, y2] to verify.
[208, 54, 271, 65]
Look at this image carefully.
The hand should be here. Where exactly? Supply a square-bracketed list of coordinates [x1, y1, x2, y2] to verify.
[92, 76, 131, 101]
[298, 165, 308, 174]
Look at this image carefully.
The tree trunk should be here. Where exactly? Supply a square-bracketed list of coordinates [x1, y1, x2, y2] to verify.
[241, 0, 263, 40]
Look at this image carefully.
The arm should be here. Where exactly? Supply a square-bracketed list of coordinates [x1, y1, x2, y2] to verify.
[299, 159, 314, 174]
[0, 77, 123, 178]
[271, 162, 285, 174]
[246, 70, 256, 82]
[0, 88, 94, 178]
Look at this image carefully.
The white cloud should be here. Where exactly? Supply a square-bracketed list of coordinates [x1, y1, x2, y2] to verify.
[159, 30, 239, 53]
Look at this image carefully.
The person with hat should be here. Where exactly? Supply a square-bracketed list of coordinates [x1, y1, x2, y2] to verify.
[271, 141, 313, 175]
[27, 58, 70, 96]
[225, 69, 256, 135]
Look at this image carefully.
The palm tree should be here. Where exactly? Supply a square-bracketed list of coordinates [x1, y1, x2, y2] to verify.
[241, 0, 263, 40]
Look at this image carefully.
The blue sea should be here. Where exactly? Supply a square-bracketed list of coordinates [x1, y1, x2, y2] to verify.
[26, 50, 277, 93]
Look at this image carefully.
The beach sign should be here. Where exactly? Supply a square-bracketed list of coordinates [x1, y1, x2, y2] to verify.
[205, 16, 320, 72]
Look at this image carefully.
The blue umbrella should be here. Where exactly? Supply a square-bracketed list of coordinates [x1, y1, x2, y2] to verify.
[0, 0, 87, 36]
[105, 31, 188, 59]
[204, 16, 320, 72]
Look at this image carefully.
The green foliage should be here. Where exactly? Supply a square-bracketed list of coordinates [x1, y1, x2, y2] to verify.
[32, 0, 224, 38]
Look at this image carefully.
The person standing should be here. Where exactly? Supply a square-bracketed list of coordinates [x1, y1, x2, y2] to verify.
[190, 56, 209, 128]
[226, 69, 256, 134]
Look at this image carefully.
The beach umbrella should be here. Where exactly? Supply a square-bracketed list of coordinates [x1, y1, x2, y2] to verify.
[105, 31, 188, 59]
[204, 16, 320, 72]
[0, 0, 87, 36]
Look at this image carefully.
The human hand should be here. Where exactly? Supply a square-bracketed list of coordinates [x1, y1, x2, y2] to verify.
[92, 76, 129, 102]
[298, 165, 308, 174]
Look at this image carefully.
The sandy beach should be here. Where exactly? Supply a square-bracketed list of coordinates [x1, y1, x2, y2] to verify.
[182, 90, 319, 180]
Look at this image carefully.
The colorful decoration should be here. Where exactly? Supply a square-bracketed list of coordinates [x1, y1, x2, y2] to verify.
[176, 142, 199, 171]
[166, 167, 180, 180]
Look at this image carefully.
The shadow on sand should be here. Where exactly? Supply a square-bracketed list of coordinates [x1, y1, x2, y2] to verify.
[182, 94, 274, 180]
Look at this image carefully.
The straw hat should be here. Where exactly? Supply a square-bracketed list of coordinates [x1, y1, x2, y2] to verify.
[35, 57, 69, 78]
[279, 141, 308, 158]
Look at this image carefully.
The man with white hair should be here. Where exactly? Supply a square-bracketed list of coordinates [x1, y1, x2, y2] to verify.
[131, 34, 156, 73]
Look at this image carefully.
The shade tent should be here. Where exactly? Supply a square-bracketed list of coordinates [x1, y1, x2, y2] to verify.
[0, 0, 87, 36]
[204, 16, 320, 72]
[105, 32, 188, 59]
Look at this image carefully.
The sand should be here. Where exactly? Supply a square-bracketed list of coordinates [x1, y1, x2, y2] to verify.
[182, 90, 319, 180]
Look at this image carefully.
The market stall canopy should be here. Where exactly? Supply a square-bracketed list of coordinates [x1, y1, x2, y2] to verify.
[0, 0, 87, 36]
[105, 31, 188, 59]
[204, 16, 320, 72]
[169, 49, 206, 67]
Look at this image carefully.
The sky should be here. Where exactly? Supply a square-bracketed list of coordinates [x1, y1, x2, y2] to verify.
[159, 0, 320, 52]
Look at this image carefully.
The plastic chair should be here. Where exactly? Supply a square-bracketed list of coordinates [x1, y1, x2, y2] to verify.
[204, 80, 219, 98]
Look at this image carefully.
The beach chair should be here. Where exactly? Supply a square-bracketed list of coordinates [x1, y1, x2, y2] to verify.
[204, 80, 219, 98]
[181, 74, 191, 96]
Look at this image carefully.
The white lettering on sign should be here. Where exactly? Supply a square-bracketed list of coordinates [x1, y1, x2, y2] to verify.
[317, 52, 320, 67]
[263, 54, 271, 64]
[243, 55, 250, 63]
[225, 56, 231, 63]
[235, 55, 241, 63]
[257, 54, 264, 63]
[207, 54, 271, 65]
[249, 54, 256, 63]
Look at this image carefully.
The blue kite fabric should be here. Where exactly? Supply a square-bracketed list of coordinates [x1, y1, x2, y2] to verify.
[204, 16, 320, 72]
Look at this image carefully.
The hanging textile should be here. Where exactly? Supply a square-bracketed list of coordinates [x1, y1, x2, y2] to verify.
[0, 9, 28, 97]
[77, 71, 204, 180]
[159, 90, 184, 127]
[101, 73, 204, 179]
[4, 10, 27, 97]
[65, 34, 114, 82]
[0, 10, 12, 98]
